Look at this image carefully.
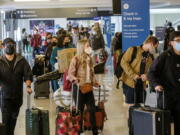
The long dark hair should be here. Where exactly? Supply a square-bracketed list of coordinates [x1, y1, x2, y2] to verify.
[57, 36, 65, 48]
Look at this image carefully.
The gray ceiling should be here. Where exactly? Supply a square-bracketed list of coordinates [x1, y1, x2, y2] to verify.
[0, 0, 179, 9]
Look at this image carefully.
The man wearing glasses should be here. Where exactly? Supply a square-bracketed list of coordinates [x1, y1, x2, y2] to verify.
[0, 38, 33, 135]
[148, 31, 180, 135]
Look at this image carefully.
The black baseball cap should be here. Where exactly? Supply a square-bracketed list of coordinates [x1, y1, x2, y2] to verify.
[3, 38, 16, 46]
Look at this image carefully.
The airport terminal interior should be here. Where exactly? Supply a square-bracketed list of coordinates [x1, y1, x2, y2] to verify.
[0, 0, 180, 135]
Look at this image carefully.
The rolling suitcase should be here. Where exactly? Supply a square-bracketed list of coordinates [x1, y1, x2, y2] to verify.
[0, 123, 5, 135]
[34, 80, 50, 99]
[55, 84, 81, 135]
[26, 94, 50, 135]
[84, 86, 107, 130]
[34, 55, 50, 99]
[0, 89, 5, 135]
[129, 91, 171, 135]
[33, 55, 47, 76]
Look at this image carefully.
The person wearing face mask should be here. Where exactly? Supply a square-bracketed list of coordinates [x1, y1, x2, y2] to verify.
[50, 35, 71, 92]
[30, 29, 42, 58]
[0, 38, 33, 135]
[43, 32, 52, 53]
[89, 26, 105, 51]
[45, 36, 58, 71]
[71, 26, 80, 47]
[68, 40, 99, 135]
[148, 31, 180, 135]
[120, 36, 159, 107]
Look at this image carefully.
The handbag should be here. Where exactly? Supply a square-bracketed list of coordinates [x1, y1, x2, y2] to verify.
[80, 83, 93, 94]
[63, 70, 72, 91]
[53, 87, 71, 108]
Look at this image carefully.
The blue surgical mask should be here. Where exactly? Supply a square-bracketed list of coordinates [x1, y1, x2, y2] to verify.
[175, 42, 180, 51]
[92, 31, 97, 35]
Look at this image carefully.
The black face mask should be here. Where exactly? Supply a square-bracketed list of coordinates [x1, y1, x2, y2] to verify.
[51, 42, 57, 46]
[5, 44, 15, 55]
[64, 42, 69, 46]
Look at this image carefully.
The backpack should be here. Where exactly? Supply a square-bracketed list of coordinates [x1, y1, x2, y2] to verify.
[115, 46, 138, 89]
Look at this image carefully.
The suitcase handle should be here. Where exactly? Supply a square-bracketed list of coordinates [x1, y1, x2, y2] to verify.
[156, 90, 165, 109]
[0, 88, 2, 123]
[71, 84, 79, 114]
[27, 94, 31, 110]
[98, 86, 101, 102]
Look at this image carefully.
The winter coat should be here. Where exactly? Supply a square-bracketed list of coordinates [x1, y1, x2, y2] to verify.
[120, 46, 153, 88]
[90, 34, 105, 51]
[0, 54, 33, 103]
[148, 48, 180, 96]
[31, 34, 42, 47]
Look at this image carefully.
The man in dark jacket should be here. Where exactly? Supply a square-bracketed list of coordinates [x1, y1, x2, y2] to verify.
[148, 31, 180, 135]
[164, 22, 175, 51]
[0, 38, 33, 135]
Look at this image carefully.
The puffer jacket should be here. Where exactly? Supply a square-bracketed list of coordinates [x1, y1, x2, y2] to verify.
[120, 46, 153, 88]
[0, 54, 33, 102]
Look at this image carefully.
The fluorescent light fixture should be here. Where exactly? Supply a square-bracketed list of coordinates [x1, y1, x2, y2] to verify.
[150, 8, 180, 14]
[14, 0, 50, 2]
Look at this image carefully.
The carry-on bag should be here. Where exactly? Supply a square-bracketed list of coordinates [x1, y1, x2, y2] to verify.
[55, 84, 81, 135]
[33, 55, 48, 76]
[53, 87, 71, 108]
[34, 80, 50, 99]
[83, 86, 107, 130]
[34, 56, 50, 99]
[57, 48, 76, 73]
[26, 94, 50, 135]
[0, 89, 5, 135]
[129, 90, 171, 135]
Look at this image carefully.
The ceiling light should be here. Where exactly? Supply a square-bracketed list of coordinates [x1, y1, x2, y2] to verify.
[150, 8, 180, 14]
[14, 0, 50, 2]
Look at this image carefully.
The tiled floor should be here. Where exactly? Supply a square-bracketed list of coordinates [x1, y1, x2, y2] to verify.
[14, 72, 129, 135]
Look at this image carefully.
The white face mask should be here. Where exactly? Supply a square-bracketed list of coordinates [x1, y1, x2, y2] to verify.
[85, 47, 92, 55]
[149, 46, 156, 54]
[92, 31, 97, 35]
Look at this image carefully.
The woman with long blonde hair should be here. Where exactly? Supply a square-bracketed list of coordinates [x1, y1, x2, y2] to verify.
[68, 39, 99, 135]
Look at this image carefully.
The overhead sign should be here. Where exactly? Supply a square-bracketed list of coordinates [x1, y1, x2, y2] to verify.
[16, 7, 98, 19]
[122, 0, 150, 51]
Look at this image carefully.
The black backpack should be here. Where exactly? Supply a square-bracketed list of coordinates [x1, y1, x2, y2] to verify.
[115, 46, 138, 89]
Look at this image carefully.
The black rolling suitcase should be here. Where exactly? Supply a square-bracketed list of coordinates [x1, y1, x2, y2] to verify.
[129, 91, 171, 135]
[0, 89, 5, 135]
[34, 80, 50, 99]
[33, 55, 50, 99]
[0, 123, 5, 135]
